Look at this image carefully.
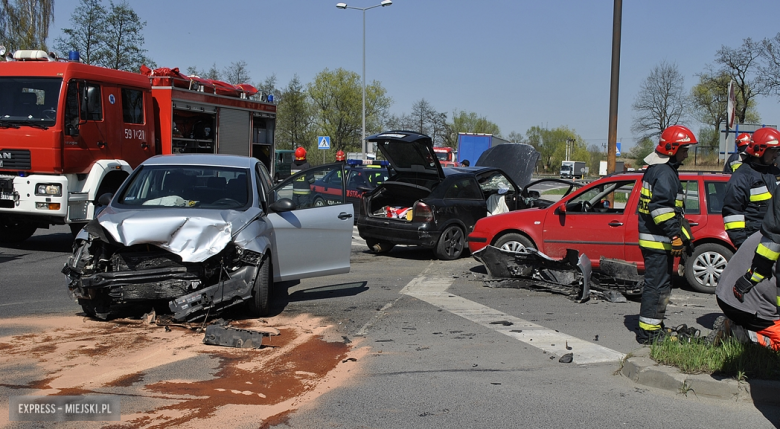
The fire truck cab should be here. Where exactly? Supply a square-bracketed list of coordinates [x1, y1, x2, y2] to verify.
[0, 50, 276, 243]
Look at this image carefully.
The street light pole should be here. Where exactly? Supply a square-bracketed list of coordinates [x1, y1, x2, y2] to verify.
[336, 1, 392, 159]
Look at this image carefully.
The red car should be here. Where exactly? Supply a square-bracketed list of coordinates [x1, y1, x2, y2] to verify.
[467, 172, 735, 294]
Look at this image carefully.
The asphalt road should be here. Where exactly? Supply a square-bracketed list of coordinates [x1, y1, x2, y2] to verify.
[1, 225, 778, 428]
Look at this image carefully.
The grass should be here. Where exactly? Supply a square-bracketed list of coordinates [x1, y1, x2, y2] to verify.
[650, 337, 780, 380]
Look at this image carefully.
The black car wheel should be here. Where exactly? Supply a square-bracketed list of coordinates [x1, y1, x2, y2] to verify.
[435, 225, 465, 260]
[313, 196, 326, 207]
[684, 243, 732, 294]
[366, 239, 395, 253]
[246, 254, 272, 317]
[0, 219, 37, 243]
[495, 233, 535, 252]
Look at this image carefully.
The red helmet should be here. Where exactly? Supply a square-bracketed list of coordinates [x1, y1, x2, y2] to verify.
[294, 147, 307, 160]
[736, 133, 752, 148]
[655, 125, 697, 156]
[746, 127, 780, 158]
[336, 150, 345, 161]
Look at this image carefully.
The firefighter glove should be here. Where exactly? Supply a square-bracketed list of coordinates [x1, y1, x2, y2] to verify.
[733, 272, 758, 302]
[671, 236, 684, 257]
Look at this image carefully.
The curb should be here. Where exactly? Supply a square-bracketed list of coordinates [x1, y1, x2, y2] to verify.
[621, 347, 780, 404]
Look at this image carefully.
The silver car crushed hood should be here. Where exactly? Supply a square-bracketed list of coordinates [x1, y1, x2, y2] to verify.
[95, 206, 263, 263]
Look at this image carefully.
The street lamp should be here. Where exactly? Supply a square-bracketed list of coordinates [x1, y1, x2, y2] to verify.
[336, 0, 392, 159]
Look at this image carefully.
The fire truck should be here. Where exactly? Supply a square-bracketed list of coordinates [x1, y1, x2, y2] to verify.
[0, 49, 277, 243]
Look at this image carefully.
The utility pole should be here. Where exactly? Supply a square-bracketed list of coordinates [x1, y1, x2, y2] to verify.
[606, 0, 622, 175]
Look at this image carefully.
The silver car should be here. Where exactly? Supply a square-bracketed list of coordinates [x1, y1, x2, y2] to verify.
[63, 154, 353, 321]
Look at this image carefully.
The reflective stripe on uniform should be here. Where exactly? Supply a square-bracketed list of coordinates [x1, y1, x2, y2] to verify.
[730, 161, 743, 171]
[638, 233, 672, 250]
[675, 193, 684, 208]
[749, 270, 766, 283]
[723, 214, 746, 230]
[639, 317, 663, 330]
[757, 237, 780, 262]
[651, 207, 675, 224]
[749, 185, 772, 202]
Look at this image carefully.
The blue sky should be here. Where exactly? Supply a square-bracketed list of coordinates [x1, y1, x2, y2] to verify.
[47, 0, 780, 151]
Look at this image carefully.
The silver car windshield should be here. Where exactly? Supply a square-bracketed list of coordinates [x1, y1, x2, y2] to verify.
[117, 165, 250, 209]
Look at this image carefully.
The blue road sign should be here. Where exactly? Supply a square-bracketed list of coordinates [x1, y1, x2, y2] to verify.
[616, 142, 621, 157]
[317, 136, 331, 150]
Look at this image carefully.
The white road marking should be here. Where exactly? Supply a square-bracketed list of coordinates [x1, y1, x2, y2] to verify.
[400, 274, 625, 365]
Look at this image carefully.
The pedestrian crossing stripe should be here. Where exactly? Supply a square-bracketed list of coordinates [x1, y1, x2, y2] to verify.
[318, 136, 331, 149]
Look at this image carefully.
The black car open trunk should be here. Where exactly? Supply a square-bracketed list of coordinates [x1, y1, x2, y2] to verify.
[365, 181, 431, 218]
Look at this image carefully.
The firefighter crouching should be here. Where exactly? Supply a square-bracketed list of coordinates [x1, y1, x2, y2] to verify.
[723, 128, 780, 248]
[291, 147, 312, 208]
[723, 132, 751, 174]
[636, 125, 697, 344]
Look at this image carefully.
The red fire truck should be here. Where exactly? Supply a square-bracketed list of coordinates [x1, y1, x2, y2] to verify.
[433, 146, 458, 167]
[0, 50, 277, 243]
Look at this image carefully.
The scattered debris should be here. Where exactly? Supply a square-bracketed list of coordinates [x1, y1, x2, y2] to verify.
[473, 246, 646, 302]
[558, 353, 573, 363]
[565, 341, 572, 350]
[490, 320, 514, 326]
[342, 357, 357, 363]
[594, 335, 599, 341]
[510, 329, 523, 333]
[202, 324, 280, 349]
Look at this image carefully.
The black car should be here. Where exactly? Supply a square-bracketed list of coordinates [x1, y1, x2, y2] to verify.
[356, 131, 540, 260]
[310, 160, 391, 214]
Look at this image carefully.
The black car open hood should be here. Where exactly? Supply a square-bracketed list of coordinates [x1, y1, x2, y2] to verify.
[368, 131, 444, 180]
[475, 143, 540, 188]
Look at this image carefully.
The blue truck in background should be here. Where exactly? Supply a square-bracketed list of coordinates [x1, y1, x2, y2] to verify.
[457, 133, 510, 166]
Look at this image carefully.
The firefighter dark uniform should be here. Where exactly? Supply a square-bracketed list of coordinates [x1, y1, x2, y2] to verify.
[722, 133, 752, 174]
[636, 125, 697, 344]
[722, 156, 780, 248]
[291, 147, 312, 208]
[730, 128, 780, 303]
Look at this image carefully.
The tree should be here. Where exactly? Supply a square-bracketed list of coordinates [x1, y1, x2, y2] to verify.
[54, 0, 107, 64]
[627, 137, 655, 164]
[443, 110, 501, 147]
[631, 61, 688, 140]
[760, 32, 780, 98]
[525, 126, 585, 173]
[255, 74, 279, 102]
[276, 75, 314, 151]
[223, 60, 251, 84]
[691, 70, 760, 142]
[715, 37, 767, 124]
[1, 0, 55, 51]
[506, 131, 525, 143]
[307, 68, 390, 153]
[100, 1, 154, 71]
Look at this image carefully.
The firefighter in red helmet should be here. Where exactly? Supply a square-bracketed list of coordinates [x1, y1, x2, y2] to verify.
[723, 133, 752, 174]
[291, 146, 312, 208]
[722, 128, 780, 248]
[336, 150, 346, 163]
[636, 125, 698, 343]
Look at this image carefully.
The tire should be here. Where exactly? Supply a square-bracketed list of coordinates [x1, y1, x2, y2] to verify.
[494, 233, 535, 252]
[684, 243, 732, 294]
[313, 196, 326, 207]
[366, 239, 395, 253]
[246, 254, 272, 317]
[435, 225, 465, 260]
[0, 219, 36, 243]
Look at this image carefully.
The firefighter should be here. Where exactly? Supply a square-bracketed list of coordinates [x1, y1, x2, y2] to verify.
[636, 125, 697, 344]
[291, 147, 312, 208]
[722, 128, 780, 248]
[336, 150, 346, 163]
[733, 129, 780, 304]
[723, 133, 752, 174]
[710, 232, 780, 350]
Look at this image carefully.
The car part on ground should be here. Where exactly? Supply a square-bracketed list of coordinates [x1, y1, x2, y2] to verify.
[473, 245, 645, 302]
[203, 323, 280, 349]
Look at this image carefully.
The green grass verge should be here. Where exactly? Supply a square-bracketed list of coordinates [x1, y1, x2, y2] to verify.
[650, 337, 780, 380]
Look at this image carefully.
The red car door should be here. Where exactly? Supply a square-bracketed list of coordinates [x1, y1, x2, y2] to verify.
[543, 179, 638, 267]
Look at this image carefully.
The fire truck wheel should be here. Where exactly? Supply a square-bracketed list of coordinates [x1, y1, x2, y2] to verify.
[0, 219, 36, 243]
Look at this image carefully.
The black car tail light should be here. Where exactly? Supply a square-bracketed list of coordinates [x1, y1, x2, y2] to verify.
[412, 201, 433, 222]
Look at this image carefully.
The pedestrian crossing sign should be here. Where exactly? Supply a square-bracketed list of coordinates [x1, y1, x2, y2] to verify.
[318, 136, 331, 150]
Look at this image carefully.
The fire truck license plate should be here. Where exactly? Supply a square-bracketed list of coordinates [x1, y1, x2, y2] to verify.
[0, 192, 13, 200]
